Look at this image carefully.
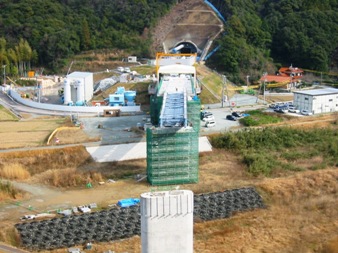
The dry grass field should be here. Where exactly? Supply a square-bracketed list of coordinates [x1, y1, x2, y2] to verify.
[1, 107, 338, 252]
[0, 116, 99, 149]
[0, 117, 65, 149]
[0, 105, 18, 121]
[0, 145, 337, 253]
[10, 157, 337, 253]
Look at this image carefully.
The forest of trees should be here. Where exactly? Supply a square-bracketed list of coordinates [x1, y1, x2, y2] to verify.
[207, 0, 338, 82]
[0, 0, 337, 82]
[0, 0, 176, 75]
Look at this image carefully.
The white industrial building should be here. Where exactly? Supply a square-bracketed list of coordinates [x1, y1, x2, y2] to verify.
[140, 190, 194, 253]
[293, 88, 338, 114]
[63, 72, 93, 105]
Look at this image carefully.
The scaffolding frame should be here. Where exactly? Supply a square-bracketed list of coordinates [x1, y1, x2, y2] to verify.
[147, 99, 200, 186]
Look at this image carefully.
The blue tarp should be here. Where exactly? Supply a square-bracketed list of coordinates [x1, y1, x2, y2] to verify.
[204, 0, 226, 23]
[117, 198, 140, 207]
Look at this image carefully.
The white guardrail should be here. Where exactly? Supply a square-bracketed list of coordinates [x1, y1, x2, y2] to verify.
[9, 89, 141, 113]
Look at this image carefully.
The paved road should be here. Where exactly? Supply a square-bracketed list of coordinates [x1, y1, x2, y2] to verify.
[0, 91, 96, 117]
[201, 95, 268, 135]
[0, 243, 30, 253]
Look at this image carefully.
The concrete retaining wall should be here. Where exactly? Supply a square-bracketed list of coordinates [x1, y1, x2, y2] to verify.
[9, 89, 141, 113]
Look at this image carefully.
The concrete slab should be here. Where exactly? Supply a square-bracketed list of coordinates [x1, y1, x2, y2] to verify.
[86, 136, 212, 162]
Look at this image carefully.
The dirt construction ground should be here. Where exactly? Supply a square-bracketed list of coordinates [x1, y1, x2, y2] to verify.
[0, 113, 338, 253]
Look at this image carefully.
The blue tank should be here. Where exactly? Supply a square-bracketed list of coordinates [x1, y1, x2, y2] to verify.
[116, 86, 125, 94]
[124, 90, 136, 102]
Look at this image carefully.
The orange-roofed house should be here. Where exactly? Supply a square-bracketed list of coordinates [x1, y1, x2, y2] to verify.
[278, 65, 304, 79]
[260, 65, 304, 91]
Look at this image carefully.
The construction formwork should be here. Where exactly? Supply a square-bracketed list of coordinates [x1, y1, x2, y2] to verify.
[150, 95, 163, 126]
[146, 127, 199, 185]
[187, 99, 201, 132]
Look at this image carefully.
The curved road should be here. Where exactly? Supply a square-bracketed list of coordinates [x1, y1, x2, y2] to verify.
[0, 243, 30, 253]
[0, 91, 96, 117]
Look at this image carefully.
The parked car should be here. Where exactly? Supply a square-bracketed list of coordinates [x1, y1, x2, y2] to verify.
[117, 66, 124, 72]
[301, 109, 313, 116]
[269, 103, 276, 108]
[274, 107, 287, 113]
[202, 115, 215, 122]
[288, 106, 300, 113]
[205, 121, 216, 127]
[226, 115, 237, 121]
[201, 111, 212, 119]
[232, 111, 242, 118]
[124, 67, 131, 73]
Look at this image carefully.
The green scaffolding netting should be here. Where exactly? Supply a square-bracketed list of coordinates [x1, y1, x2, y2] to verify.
[147, 94, 200, 186]
[146, 127, 199, 186]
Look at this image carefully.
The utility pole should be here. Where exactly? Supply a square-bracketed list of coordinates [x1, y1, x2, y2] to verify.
[320, 72, 323, 85]
[2, 65, 6, 85]
[222, 75, 226, 108]
[263, 79, 267, 104]
[36, 77, 41, 103]
[246, 75, 250, 87]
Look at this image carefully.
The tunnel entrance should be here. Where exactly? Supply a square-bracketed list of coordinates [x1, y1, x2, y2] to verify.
[170, 42, 198, 54]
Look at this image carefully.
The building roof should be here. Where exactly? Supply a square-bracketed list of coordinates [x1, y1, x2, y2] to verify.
[279, 66, 303, 74]
[293, 88, 338, 96]
[158, 64, 196, 75]
[260, 75, 291, 83]
[68, 71, 93, 78]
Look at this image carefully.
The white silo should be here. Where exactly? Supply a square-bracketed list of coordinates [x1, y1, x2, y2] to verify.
[63, 78, 72, 105]
[141, 190, 194, 253]
[75, 80, 85, 105]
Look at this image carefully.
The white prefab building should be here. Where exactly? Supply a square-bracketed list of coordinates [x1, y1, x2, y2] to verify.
[64, 72, 93, 105]
[293, 88, 338, 114]
[141, 190, 194, 253]
[128, 56, 137, 63]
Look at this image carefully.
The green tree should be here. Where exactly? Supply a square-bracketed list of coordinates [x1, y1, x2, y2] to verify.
[81, 18, 91, 50]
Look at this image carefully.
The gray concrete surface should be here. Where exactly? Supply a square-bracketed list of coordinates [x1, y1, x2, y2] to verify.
[79, 94, 268, 145]
[79, 114, 147, 145]
[86, 136, 212, 162]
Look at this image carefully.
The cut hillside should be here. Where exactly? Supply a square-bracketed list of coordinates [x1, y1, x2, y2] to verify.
[151, 0, 200, 54]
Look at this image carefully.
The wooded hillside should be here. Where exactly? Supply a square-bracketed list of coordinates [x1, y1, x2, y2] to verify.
[0, 0, 176, 72]
[207, 0, 338, 83]
[0, 0, 337, 82]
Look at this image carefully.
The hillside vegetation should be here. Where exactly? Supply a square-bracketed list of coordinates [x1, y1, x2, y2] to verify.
[0, 0, 337, 83]
[207, 0, 338, 83]
[0, 0, 176, 71]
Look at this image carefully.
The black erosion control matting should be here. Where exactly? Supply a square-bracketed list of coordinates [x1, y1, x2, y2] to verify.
[15, 187, 264, 250]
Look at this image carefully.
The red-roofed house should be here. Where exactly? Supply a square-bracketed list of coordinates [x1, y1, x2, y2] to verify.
[260, 75, 291, 83]
[278, 65, 304, 79]
[260, 65, 304, 90]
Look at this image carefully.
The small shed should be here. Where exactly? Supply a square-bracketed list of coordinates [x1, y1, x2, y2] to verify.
[103, 109, 120, 117]
[128, 56, 137, 63]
